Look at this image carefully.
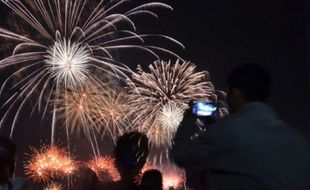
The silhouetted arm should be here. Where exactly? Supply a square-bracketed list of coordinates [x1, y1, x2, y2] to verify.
[171, 108, 218, 171]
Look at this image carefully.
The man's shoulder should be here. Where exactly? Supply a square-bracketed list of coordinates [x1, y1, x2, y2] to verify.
[219, 103, 278, 125]
[208, 103, 283, 135]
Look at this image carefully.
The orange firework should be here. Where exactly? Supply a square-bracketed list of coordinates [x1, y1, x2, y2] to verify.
[87, 156, 120, 182]
[141, 163, 158, 174]
[25, 146, 77, 181]
[136, 163, 159, 184]
[44, 183, 62, 190]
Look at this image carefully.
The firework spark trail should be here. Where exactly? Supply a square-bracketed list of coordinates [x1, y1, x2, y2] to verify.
[53, 83, 106, 156]
[91, 91, 129, 143]
[25, 145, 77, 182]
[87, 156, 120, 182]
[44, 183, 62, 190]
[0, 0, 184, 141]
[53, 82, 128, 148]
[126, 59, 215, 147]
[158, 103, 184, 142]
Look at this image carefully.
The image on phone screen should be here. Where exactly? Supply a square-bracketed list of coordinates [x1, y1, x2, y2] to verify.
[192, 102, 217, 117]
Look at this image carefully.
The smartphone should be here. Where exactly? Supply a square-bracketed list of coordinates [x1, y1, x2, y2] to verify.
[192, 102, 217, 117]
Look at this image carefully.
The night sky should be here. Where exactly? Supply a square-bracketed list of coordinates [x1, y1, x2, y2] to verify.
[163, 0, 310, 133]
[0, 0, 309, 177]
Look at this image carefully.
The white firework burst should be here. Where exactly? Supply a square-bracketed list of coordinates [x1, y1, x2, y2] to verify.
[45, 39, 90, 87]
[158, 103, 184, 138]
[126, 59, 215, 147]
[0, 0, 184, 140]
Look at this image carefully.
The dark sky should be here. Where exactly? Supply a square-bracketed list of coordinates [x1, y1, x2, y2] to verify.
[0, 0, 309, 177]
[159, 0, 310, 133]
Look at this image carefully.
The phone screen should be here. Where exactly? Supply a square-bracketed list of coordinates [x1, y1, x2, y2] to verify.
[192, 102, 217, 117]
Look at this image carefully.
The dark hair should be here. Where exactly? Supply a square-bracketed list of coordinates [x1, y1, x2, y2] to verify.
[0, 137, 16, 189]
[226, 63, 271, 102]
[140, 169, 163, 190]
[114, 132, 149, 174]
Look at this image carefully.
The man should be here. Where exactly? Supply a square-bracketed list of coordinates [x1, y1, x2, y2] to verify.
[172, 63, 310, 190]
[98, 131, 149, 190]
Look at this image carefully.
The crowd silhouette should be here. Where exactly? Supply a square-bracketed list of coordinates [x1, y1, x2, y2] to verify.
[1, 63, 310, 190]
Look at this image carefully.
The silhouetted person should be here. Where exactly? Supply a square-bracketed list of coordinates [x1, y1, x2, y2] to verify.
[140, 169, 163, 190]
[172, 63, 310, 190]
[0, 137, 27, 190]
[72, 166, 98, 190]
[98, 132, 149, 190]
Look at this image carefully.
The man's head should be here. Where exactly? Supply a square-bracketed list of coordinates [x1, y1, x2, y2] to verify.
[114, 132, 149, 181]
[226, 63, 271, 113]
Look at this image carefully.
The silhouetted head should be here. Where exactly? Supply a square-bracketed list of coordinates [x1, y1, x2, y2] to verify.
[0, 137, 16, 186]
[114, 132, 149, 182]
[226, 63, 271, 113]
[72, 165, 98, 190]
[140, 169, 163, 190]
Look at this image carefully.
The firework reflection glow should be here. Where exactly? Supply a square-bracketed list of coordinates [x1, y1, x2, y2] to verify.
[25, 146, 77, 181]
[87, 156, 120, 182]
[163, 174, 184, 190]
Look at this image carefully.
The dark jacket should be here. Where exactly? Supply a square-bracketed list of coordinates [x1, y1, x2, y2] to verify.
[172, 103, 310, 190]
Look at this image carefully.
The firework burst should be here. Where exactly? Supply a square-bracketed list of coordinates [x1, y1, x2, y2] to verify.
[86, 156, 120, 182]
[45, 39, 90, 87]
[25, 145, 77, 182]
[158, 103, 184, 140]
[92, 91, 129, 141]
[126, 59, 215, 147]
[54, 83, 128, 144]
[0, 0, 183, 140]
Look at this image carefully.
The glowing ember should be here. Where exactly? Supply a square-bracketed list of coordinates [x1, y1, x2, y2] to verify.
[25, 146, 77, 181]
[87, 156, 120, 182]
[163, 174, 184, 190]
